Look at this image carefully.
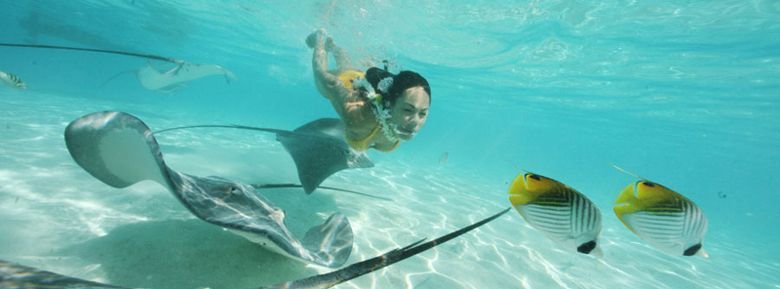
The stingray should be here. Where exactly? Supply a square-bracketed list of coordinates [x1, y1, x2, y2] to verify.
[154, 118, 375, 195]
[0, 43, 234, 91]
[137, 61, 236, 91]
[0, 209, 511, 289]
[64, 111, 353, 268]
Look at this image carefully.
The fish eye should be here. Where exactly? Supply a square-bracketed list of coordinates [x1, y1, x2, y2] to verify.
[528, 174, 540, 181]
[642, 181, 656, 187]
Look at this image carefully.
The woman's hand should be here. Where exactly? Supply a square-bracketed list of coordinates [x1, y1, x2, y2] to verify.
[306, 28, 327, 49]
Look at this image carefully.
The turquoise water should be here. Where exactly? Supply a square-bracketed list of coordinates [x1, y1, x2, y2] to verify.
[1, 1, 779, 288]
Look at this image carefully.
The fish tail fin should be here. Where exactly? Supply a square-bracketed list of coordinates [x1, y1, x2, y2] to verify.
[697, 248, 710, 258]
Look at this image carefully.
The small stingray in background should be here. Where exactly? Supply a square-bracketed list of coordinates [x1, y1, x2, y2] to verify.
[0, 70, 27, 90]
[0, 43, 235, 92]
[137, 61, 236, 91]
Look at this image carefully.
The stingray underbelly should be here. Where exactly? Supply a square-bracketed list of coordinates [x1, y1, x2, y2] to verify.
[136, 67, 170, 90]
[228, 229, 307, 262]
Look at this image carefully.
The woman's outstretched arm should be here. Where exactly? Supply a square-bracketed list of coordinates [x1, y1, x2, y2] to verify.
[307, 29, 340, 98]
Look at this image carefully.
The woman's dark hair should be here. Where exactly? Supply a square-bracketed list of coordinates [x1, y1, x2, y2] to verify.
[366, 67, 431, 107]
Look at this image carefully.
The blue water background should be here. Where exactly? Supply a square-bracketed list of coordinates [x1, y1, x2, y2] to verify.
[1, 0, 779, 287]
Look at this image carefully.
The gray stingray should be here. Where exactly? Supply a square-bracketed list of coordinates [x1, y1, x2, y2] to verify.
[155, 118, 375, 194]
[64, 111, 352, 268]
[137, 61, 236, 91]
[0, 209, 511, 289]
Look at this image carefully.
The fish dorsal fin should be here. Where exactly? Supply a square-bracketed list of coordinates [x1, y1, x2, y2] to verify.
[610, 164, 644, 180]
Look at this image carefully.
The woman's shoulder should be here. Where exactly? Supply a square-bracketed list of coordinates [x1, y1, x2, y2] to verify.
[335, 69, 365, 90]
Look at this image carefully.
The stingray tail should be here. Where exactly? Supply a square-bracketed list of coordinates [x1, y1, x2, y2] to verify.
[98, 69, 137, 89]
[263, 208, 512, 289]
[0, 42, 179, 63]
[153, 124, 287, 135]
[252, 183, 392, 201]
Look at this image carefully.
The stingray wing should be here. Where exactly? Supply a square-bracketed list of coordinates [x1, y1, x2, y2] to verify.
[153, 118, 374, 194]
[276, 118, 373, 194]
[64, 111, 353, 268]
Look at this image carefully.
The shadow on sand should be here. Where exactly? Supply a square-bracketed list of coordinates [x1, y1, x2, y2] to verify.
[59, 219, 320, 289]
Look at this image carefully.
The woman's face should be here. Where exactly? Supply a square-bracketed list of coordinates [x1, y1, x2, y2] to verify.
[388, 86, 430, 140]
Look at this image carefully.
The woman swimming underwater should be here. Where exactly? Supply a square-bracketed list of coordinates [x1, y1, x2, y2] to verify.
[307, 29, 431, 152]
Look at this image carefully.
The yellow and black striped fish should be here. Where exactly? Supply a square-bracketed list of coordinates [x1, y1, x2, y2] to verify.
[614, 180, 708, 257]
[0, 71, 27, 90]
[509, 172, 602, 255]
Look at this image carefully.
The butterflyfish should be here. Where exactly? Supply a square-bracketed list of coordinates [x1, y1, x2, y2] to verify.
[0, 70, 26, 90]
[509, 172, 602, 255]
[614, 180, 708, 257]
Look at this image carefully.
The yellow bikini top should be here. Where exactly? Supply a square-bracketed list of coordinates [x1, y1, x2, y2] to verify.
[337, 70, 400, 152]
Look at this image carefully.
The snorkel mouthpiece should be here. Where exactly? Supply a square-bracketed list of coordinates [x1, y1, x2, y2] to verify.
[389, 122, 415, 139]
